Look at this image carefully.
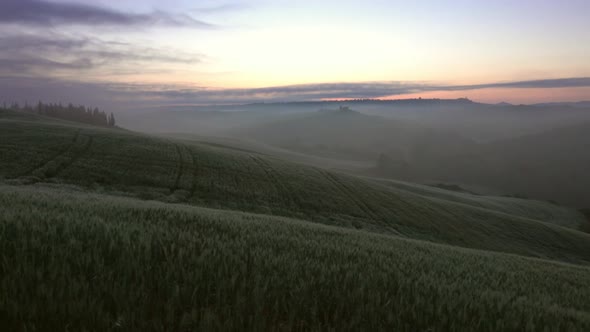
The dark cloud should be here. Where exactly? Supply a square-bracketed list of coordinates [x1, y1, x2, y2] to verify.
[135, 78, 590, 103]
[438, 77, 590, 91]
[0, 0, 214, 28]
[0, 56, 93, 72]
[193, 3, 251, 14]
[0, 32, 203, 75]
[1, 77, 589, 110]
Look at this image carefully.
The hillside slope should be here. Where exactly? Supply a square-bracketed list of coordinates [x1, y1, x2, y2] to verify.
[234, 108, 475, 163]
[1, 184, 590, 330]
[1, 112, 590, 264]
[369, 177, 584, 230]
[405, 122, 590, 208]
[364, 102, 590, 142]
[482, 122, 590, 207]
[121, 104, 590, 208]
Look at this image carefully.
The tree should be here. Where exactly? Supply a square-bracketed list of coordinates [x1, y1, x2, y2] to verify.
[7, 100, 116, 128]
[108, 113, 116, 127]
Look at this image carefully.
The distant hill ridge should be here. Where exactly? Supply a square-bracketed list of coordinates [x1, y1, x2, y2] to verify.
[2, 111, 590, 264]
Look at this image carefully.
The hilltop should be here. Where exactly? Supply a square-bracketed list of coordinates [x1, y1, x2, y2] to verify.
[3, 183, 590, 330]
[119, 100, 590, 208]
[2, 110, 590, 330]
[233, 108, 475, 164]
[1, 111, 589, 260]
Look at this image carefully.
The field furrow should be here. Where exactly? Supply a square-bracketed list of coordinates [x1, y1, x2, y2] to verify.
[320, 169, 383, 222]
[188, 149, 200, 196]
[249, 155, 299, 209]
[2, 114, 590, 265]
[170, 143, 185, 193]
[49, 135, 94, 178]
[2, 183, 590, 331]
[12, 129, 81, 179]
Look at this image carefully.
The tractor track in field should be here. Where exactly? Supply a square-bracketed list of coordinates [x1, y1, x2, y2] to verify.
[188, 148, 199, 196]
[170, 143, 185, 193]
[319, 169, 383, 222]
[49, 135, 94, 178]
[249, 155, 299, 208]
[13, 130, 81, 179]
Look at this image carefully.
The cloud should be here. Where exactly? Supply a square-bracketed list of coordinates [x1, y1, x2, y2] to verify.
[0, 32, 204, 76]
[193, 3, 251, 14]
[135, 78, 590, 103]
[0, 0, 214, 28]
[0, 56, 93, 72]
[437, 77, 590, 91]
[1, 77, 589, 110]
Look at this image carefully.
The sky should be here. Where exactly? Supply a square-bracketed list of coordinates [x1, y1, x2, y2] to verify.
[0, 0, 589, 108]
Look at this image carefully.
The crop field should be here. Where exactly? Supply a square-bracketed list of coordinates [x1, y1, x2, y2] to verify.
[1, 184, 590, 331]
[368, 176, 585, 229]
[1, 113, 589, 262]
[2, 112, 590, 330]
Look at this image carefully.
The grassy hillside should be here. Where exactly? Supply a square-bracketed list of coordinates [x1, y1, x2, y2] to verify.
[368, 177, 585, 229]
[121, 103, 590, 208]
[399, 122, 590, 208]
[1, 112, 590, 264]
[160, 133, 374, 172]
[365, 118, 590, 208]
[234, 108, 475, 163]
[118, 102, 331, 135]
[365, 102, 590, 142]
[229, 107, 590, 208]
[2, 184, 590, 331]
[581, 209, 590, 233]
[119, 109, 290, 136]
[481, 122, 590, 207]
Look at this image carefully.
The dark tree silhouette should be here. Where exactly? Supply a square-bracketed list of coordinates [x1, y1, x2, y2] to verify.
[2, 101, 116, 127]
[108, 112, 116, 127]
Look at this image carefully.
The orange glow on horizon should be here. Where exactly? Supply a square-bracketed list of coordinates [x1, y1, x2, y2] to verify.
[324, 87, 590, 104]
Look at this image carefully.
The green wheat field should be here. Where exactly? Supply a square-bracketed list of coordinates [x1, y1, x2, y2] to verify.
[1, 110, 590, 331]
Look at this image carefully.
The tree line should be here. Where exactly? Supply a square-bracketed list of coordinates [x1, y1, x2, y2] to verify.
[1, 101, 116, 127]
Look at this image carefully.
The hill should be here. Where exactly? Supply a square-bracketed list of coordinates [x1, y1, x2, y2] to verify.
[534, 101, 590, 108]
[2, 183, 590, 330]
[119, 109, 289, 135]
[363, 103, 590, 142]
[120, 103, 590, 207]
[3, 111, 590, 330]
[121, 100, 590, 143]
[397, 122, 590, 208]
[1, 111, 589, 262]
[368, 176, 585, 229]
[117, 102, 349, 135]
[483, 122, 590, 205]
[128, 103, 590, 208]
[233, 108, 475, 165]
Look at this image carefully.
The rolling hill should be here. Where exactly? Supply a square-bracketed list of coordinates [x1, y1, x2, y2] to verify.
[119, 102, 590, 208]
[2, 110, 590, 330]
[228, 107, 590, 208]
[3, 183, 590, 330]
[233, 108, 476, 165]
[362, 102, 590, 142]
[481, 122, 590, 207]
[391, 122, 590, 208]
[1, 110, 589, 259]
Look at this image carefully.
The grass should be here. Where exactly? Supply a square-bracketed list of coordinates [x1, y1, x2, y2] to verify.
[2, 112, 590, 330]
[1, 184, 590, 331]
[580, 209, 590, 233]
[369, 176, 585, 230]
[1, 113, 590, 264]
